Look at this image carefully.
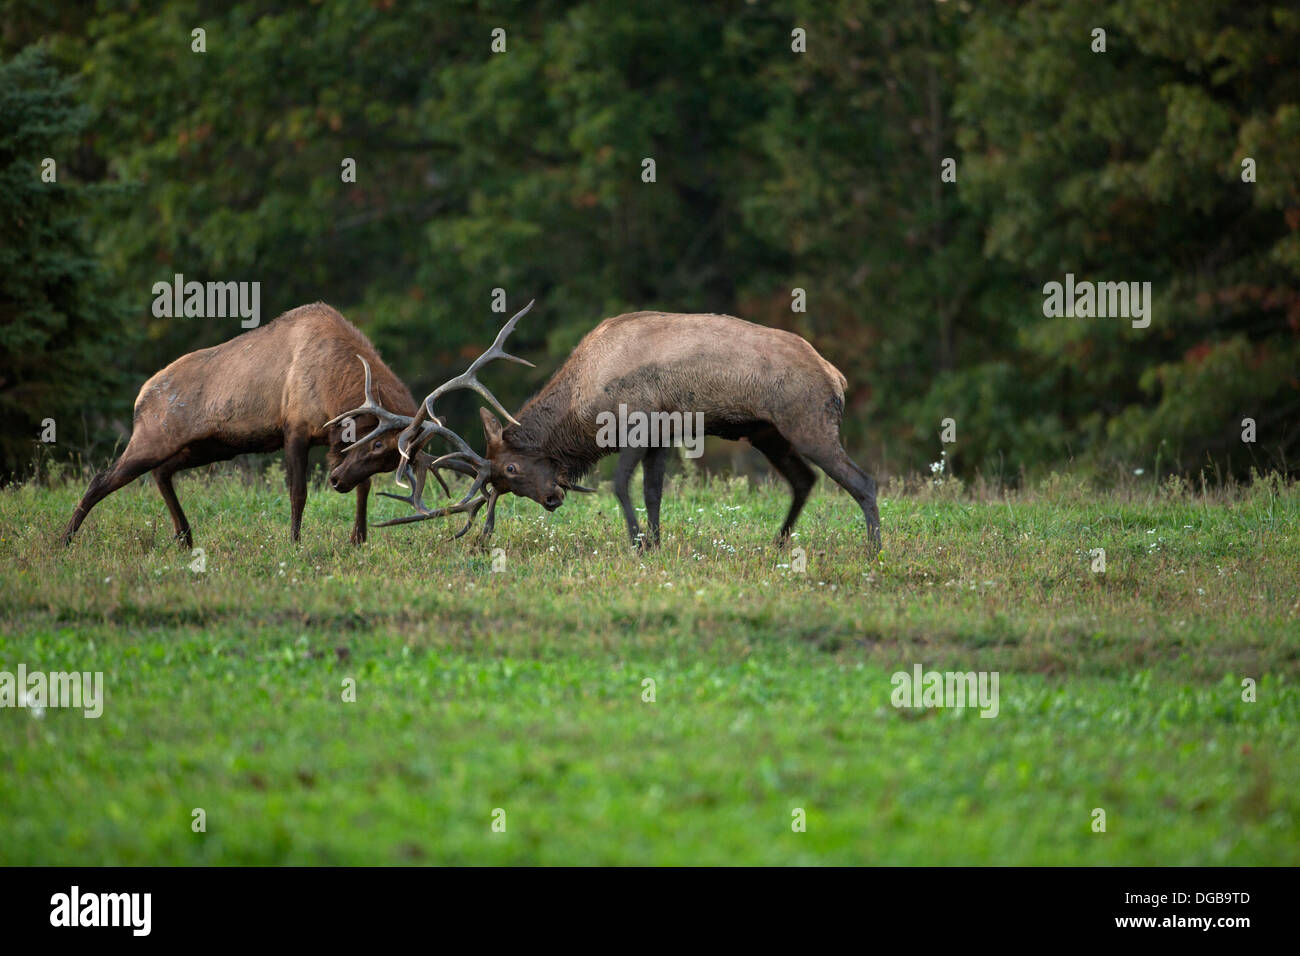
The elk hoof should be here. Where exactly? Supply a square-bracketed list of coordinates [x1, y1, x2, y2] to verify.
[866, 524, 882, 555]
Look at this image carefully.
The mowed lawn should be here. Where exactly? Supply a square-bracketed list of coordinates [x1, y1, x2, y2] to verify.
[1, 464, 1297, 864]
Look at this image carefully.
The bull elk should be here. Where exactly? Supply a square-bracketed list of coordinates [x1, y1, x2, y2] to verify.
[341, 304, 881, 550]
[62, 303, 416, 547]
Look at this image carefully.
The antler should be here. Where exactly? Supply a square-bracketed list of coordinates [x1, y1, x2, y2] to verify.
[326, 301, 534, 538]
[373, 487, 502, 540]
[391, 299, 534, 495]
[324, 355, 414, 450]
[396, 299, 535, 472]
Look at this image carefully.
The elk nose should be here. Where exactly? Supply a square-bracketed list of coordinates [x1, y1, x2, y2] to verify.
[329, 475, 341, 491]
[544, 492, 563, 510]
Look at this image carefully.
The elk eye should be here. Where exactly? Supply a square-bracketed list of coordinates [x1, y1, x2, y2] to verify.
[372, 440, 384, 451]
[505, 463, 518, 475]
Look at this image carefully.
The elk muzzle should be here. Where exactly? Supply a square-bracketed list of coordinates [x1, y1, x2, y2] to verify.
[328, 466, 353, 493]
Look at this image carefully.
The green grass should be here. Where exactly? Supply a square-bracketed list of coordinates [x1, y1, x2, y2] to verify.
[1, 465, 1298, 864]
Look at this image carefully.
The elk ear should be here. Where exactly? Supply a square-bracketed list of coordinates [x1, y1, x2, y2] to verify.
[479, 407, 504, 453]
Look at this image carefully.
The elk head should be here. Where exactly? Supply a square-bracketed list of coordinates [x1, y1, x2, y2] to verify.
[476, 408, 568, 511]
[326, 393, 404, 494]
[324, 301, 538, 538]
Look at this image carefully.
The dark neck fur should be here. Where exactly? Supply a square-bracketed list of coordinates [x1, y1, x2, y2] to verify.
[506, 376, 602, 479]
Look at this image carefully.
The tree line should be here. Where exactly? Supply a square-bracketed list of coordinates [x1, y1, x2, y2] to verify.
[2, 0, 1296, 483]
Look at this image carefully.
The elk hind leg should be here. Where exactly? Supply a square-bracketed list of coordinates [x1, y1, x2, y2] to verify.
[795, 437, 881, 552]
[751, 428, 817, 544]
[62, 445, 160, 545]
[642, 446, 669, 547]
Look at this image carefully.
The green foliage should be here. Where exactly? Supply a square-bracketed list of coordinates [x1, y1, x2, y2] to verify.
[2, 474, 1297, 863]
[2, 1, 1296, 479]
[956, 0, 1300, 475]
[0, 45, 133, 481]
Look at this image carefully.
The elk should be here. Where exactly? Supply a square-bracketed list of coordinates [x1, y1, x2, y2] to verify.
[62, 302, 416, 548]
[339, 304, 881, 550]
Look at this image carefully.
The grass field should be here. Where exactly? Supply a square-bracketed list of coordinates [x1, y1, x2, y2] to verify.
[1, 463, 1298, 864]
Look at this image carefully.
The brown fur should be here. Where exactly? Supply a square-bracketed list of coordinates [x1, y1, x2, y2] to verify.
[62, 303, 416, 547]
[480, 311, 880, 549]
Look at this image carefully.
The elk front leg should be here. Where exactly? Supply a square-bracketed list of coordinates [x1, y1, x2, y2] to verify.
[284, 432, 311, 543]
[614, 446, 648, 545]
[351, 477, 371, 545]
[154, 466, 193, 549]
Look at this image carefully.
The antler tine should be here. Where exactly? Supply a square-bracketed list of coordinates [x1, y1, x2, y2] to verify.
[424, 299, 536, 421]
[428, 453, 478, 480]
[477, 488, 502, 539]
[427, 452, 487, 500]
[451, 466, 492, 507]
[372, 492, 490, 538]
[391, 451, 477, 504]
[375, 300, 535, 538]
[376, 451, 452, 513]
[323, 355, 414, 452]
[403, 299, 535, 449]
[377, 441, 495, 534]
[394, 418, 490, 489]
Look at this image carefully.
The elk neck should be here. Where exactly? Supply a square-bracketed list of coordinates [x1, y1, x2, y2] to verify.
[507, 375, 602, 479]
